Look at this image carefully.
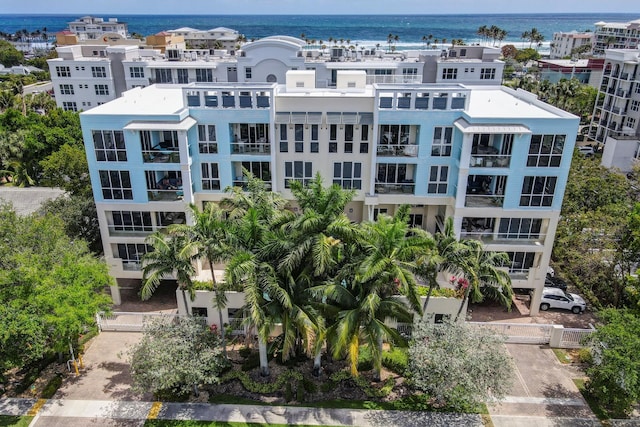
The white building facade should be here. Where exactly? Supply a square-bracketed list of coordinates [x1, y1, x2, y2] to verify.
[550, 31, 593, 59]
[80, 70, 578, 316]
[67, 16, 128, 42]
[593, 19, 640, 56]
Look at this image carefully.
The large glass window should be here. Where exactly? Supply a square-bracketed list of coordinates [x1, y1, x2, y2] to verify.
[94, 84, 109, 95]
[284, 161, 312, 188]
[498, 218, 542, 239]
[99, 170, 132, 200]
[333, 162, 362, 189]
[195, 68, 213, 82]
[59, 84, 74, 95]
[112, 211, 152, 232]
[279, 124, 288, 153]
[177, 69, 189, 84]
[520, 176, 557, 207]
[527, 134, 565, 167]
[442, 68, 458, 80]
[201, 163, 220, 190]
[56, 66, 70, 77]
[93, 130, 126, 162]
[480, 68, 496, 80]
[428, 166, 448, 194]
[130, 66, 144, 78]
[432, 127, 453, 156]
[198, 124, 217, 154]
[295, 124, 304, 153]
[155, 69, 172, 83]
[91, 66, 106, 78]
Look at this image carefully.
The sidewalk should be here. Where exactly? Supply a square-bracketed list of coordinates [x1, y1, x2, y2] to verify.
[0, 397, 484, 426]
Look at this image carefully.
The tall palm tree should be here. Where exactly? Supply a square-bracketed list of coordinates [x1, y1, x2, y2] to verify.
[454, 240, 513, 322]
[477, 25, 488, 45]
[141, 230, 197, 316]
[323, 206, 428, 380]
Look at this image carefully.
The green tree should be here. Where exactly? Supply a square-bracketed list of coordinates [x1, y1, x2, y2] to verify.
[128, 316, 227, 397]
[585, 309, 640, 417]
[408, 320, 514, 411]
[514, 47, 541, 63]
[39, 143, 91, 196]
[39, 195, 101, 254]
[0, 40, 24, 67]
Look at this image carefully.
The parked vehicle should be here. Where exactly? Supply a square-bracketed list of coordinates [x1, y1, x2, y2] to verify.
[577, 146, 594, 156]
[544, 274, 568, 291]
[540, 288, 586, 314]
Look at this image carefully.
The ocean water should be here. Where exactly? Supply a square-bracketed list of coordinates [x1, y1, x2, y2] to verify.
[1, 13, 639, 54]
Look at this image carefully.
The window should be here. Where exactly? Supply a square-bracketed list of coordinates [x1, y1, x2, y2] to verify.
[373, 208, 388, 220]
[117, 243, 151, 269]
[480, 68, 496, 80]
[91, 66, 106, 78]
[498, 218, 542, 239]
[201, 163, 220, 190]
[377, 163, 413, 183]
[527, 134, 565, 167]
[177, 69, 189, 84]
[428, 166, 449, 194]
[442, 68, 458, 80]
[95, 84, 109, 95]
[93, 130, 126, 161]
[630, 100, 640, 112]
[627, 117, 637, 129]
[111, 211, 152, 232]
[408, 214, 423, 228]
[295, 124, 304, 152]
[505, 252, 536, 273]
[402, 68, 418, 75]
[310, 124, 319, 153]
[99, 170, 132, 199]
[130, 66, 144, 78]
[520, 176, 557, 207]
[59, 84, 74, 95]
[238, 162, 270, 182]
[284, 161, 312, 188]
[279, 124, 288, 152]
[198, 125, 217, 154]
[329, 124, 337, 153]
[155, 68, 172, 83]
[56, 66, 70, 77]
[344, 124, 354, 153]
[360, 124, 369, 153]
[62, 102, 77, 111]
[196, 68, 213, 82]
[333, 162, 362, 189]
[192, 307, 208, 317]
[432, 127, 453, 156]
[245, 67, 252, 79]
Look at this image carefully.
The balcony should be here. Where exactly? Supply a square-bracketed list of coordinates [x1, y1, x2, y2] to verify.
[470, 154, 511, 168]
[375, 182, 415, 194]
[231, 142, 271, 155]
[142, 149, 180, 163]
[464, 194, 504, 208]
[466, 175, 506, 208]
[376, 144, 418, 157]
[147, 189, 183, 201]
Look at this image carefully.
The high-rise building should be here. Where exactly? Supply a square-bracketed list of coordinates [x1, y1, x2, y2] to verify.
[593, 19, 640, 56]
[80, 69, 579, 316]
[550, 31, 593, 59]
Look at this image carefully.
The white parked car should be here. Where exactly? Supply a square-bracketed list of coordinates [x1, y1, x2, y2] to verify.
[540, 288, 586, 314]
[577, 146, 594, 156]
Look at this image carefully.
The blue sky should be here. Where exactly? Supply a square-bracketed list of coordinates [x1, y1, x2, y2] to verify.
[1, 0, 639, 15]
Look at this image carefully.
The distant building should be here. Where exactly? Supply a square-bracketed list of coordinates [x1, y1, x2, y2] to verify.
[68, 16, 128, 41]
[593, 19, 640, 56]
[0, 64, 43, 76]
[589, 48, 640, 172]
[48, 37, 505, 111]
[167, 27, 240, 51]
[536, 58, 604, 86]
[550, 31, 593, 59]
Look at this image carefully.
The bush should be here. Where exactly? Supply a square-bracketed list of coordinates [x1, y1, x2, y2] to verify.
[241, 352, 260, 371]
[238, 346, 252, 359]
[284, 381, 293, 402]
[382, 348, 408, 374]
[577, 348, 592, 364]
[357, 346, 373, 372]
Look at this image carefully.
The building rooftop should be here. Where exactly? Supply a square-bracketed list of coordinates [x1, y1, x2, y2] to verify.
[465, 87, 566, 119]
[82, 85, 185, 116]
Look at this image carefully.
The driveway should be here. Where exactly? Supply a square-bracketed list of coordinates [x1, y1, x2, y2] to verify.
[489, 344, 598, 426]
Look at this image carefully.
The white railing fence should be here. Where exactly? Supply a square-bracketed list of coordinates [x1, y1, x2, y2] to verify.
[468, 322, 553, 344]
[96, 312, 182, 332]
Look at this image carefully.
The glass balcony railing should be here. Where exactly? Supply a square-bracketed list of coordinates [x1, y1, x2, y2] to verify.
[147, 189, 184, 201]
[375, 182, 415, 194]
[376, 144, 418, 157]
[231, 143, 271, 154]
[464, 194, 504, 208]
[469, 154, 511, 168]
[460, 231, 546, 245]
[142, 150, 180, 163]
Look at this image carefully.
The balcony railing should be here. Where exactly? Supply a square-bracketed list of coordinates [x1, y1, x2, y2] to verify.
[464, 194, 504, 208]
[376, 144, 418, 157]
[122, 261, 142, 271]
[142, 150, 180, 163]
[232, 179, 272, 191]
[147, 189, 183, 201]
[470, 154, 511, 168]
[231, 143, 271, 155]
[460, 231, 546, 245]
[375, 182, 415, 194]
[108, 227, 154, 237]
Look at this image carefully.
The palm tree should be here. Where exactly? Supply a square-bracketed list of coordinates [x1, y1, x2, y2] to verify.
[521, 30, 531, 48]
[141, 230, 197, 317]
[324, 206, 428, 380]
[477, 25, 488, 45]
[173, 203, 231, 357]
[453, 239, 513, 322]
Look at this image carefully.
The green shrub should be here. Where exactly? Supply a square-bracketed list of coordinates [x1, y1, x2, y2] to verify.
[241, 352, 260, 371]
[416, 287, 459, 298]
[238, 347, 252, 358]
[357, 346, 373, 372]
[296, 379, 305, 402]
[382, 348, 408, 374]
[285, 381, 293, 402]
[577, 348, 592, 364]
[301, 377, 317, 394]
[40, 375, 62, 398]
[154, 387, 191, 402]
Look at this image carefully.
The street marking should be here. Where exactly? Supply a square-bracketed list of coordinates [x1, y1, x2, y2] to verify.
[147, 401, 162, 419]
[27, 399, 47, 416]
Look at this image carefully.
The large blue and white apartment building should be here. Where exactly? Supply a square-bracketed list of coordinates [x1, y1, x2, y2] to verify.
[79, 40, 579, 316]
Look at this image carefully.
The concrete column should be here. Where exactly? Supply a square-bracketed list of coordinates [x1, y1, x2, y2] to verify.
[530, 286, 543, 316]
[549, 325, 564, 348]
[110, 285, 121, 305]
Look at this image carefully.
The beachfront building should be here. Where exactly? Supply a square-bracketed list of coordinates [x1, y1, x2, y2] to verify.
[166, 27, 241, 51]
[593, 19, 640, 56]
[66, 16, 128, 42]
[79, 70, 578, 317]
[536, 58, 604, 86]
[49, 37, 505, 111]
[550, 31, 593, 59]
[589, 49, 640, 172]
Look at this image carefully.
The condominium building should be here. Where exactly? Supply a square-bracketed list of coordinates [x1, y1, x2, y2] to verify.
[80, 70, 578, 316]
[589, 49, 640, 172]
[49, 37, 505, 112]
[550, 31, 593, 59]
[593, 19, 640, 56]
[166, 27, 240, 51]
[67, 16, 128, 42]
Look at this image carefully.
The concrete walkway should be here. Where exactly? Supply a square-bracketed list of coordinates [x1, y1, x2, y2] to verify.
[0, 397, 484, 426]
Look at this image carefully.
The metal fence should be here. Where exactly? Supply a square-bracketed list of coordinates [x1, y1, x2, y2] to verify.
[96, 312, 182, 332]
[468, 322, 554, 344]
[559, 327, 595, 348]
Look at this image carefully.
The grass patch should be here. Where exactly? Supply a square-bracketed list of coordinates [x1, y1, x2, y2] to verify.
[0, 416, 33, 427]
[552, 348, 572, 364]
[573, 378, 610, 421]
[144, 421, 342, 427]
[40, 374, 63, 398]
